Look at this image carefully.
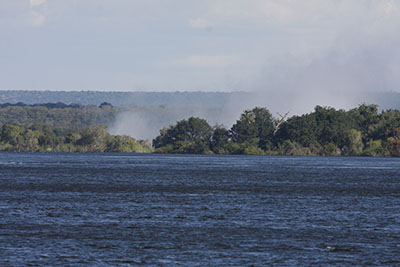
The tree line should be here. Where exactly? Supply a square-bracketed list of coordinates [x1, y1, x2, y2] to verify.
[153, 104, 400, 157]
[0, 124, 152, 153]
[1, 103, 400, 156]
[0, 103, 119, 135]
[0, 90, 239, 108]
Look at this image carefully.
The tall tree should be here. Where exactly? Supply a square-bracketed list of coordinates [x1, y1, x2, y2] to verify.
[153, 117, 213, 153]
[230, 107, 275, 150]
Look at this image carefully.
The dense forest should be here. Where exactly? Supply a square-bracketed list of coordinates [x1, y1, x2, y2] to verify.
[0, 102, 118, 134]
[153, 104, 400, 157]
[0, 102, 224, 140]
[0, 103, 152, 152]
[0, 124, 152, 153]
[0, 102, 399, 156]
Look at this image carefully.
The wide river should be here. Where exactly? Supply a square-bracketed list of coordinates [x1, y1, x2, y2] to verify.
[0, 153, 399, 266]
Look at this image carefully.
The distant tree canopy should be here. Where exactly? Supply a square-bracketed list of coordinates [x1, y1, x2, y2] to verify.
[99, 102, 113, 108]
[153, 105, 400, 157]
[231, 107, 275, 150]
[1, 102, 400, 156]
[0, 104, 119, 133]
[0, 102, 81, 109]
[0, 103, 152, 153]
[0, 90, 245, 108]
[0, 124, 152, 153]
[153, 117, 213, 154]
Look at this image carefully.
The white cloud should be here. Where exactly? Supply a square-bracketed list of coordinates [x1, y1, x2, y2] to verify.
[30, 10, 45, 27]
[202, 0, 400, 30]
[28, 0, 46, 27]
[30, 0, 46, 8]
[173, 55, 238, 68]
[2, 0, 400, 94]
[380, 0, 400, 17]
[189, 18, 212, 30]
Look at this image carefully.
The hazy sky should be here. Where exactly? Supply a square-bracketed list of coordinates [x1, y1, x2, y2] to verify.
[1, 0, 400, 92]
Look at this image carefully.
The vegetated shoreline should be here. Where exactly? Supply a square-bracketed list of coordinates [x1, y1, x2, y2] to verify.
[0, 103, 399, 156]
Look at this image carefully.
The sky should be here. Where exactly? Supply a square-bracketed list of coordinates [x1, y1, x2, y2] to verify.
[1, 0, 400, 93]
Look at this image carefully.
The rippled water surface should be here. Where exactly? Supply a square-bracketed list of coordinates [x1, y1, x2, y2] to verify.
[1, 153, 400, 266]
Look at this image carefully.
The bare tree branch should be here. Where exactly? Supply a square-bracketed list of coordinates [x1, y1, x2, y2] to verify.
[273, 111, 290, 135]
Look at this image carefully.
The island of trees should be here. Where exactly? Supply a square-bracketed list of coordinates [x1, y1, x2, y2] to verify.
[0, 102, 399, 156]
[153, 104, 400, 157]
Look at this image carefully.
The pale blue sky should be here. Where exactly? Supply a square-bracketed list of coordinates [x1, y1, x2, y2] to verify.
[1, 0, 400, 92]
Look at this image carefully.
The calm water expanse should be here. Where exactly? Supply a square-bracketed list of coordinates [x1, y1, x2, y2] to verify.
[0, 153, 399, 266]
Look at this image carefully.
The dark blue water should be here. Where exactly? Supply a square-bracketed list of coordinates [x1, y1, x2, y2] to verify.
[0, 153, 399, 266]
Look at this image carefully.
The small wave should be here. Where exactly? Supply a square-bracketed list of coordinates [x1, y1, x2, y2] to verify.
[324, 245, 361, 253]
[0, 161, 22, 165]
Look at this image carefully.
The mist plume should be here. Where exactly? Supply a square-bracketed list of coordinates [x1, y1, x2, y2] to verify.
[110, 1, 400, 140]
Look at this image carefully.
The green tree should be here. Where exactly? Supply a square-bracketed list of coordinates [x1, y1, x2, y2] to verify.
[363, 139, 387, 157]
[278, 140, 312, 156]
[153, 117, 213, 154]
[31, 124, 59, 149]
[210, 126, 231, 154]
[277, 113, 318, 147]
[230, 107, 274, 150]
[76, 125, 111, 152]
[349, 104, 380, 141]
[387, 127, 400, 157]
[388, 137, 400, 157]
[0, 124, 24, 146]
[21, 129, 40, 151]
[321, 143, 341, 156]
[343, 129, 364, 155]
